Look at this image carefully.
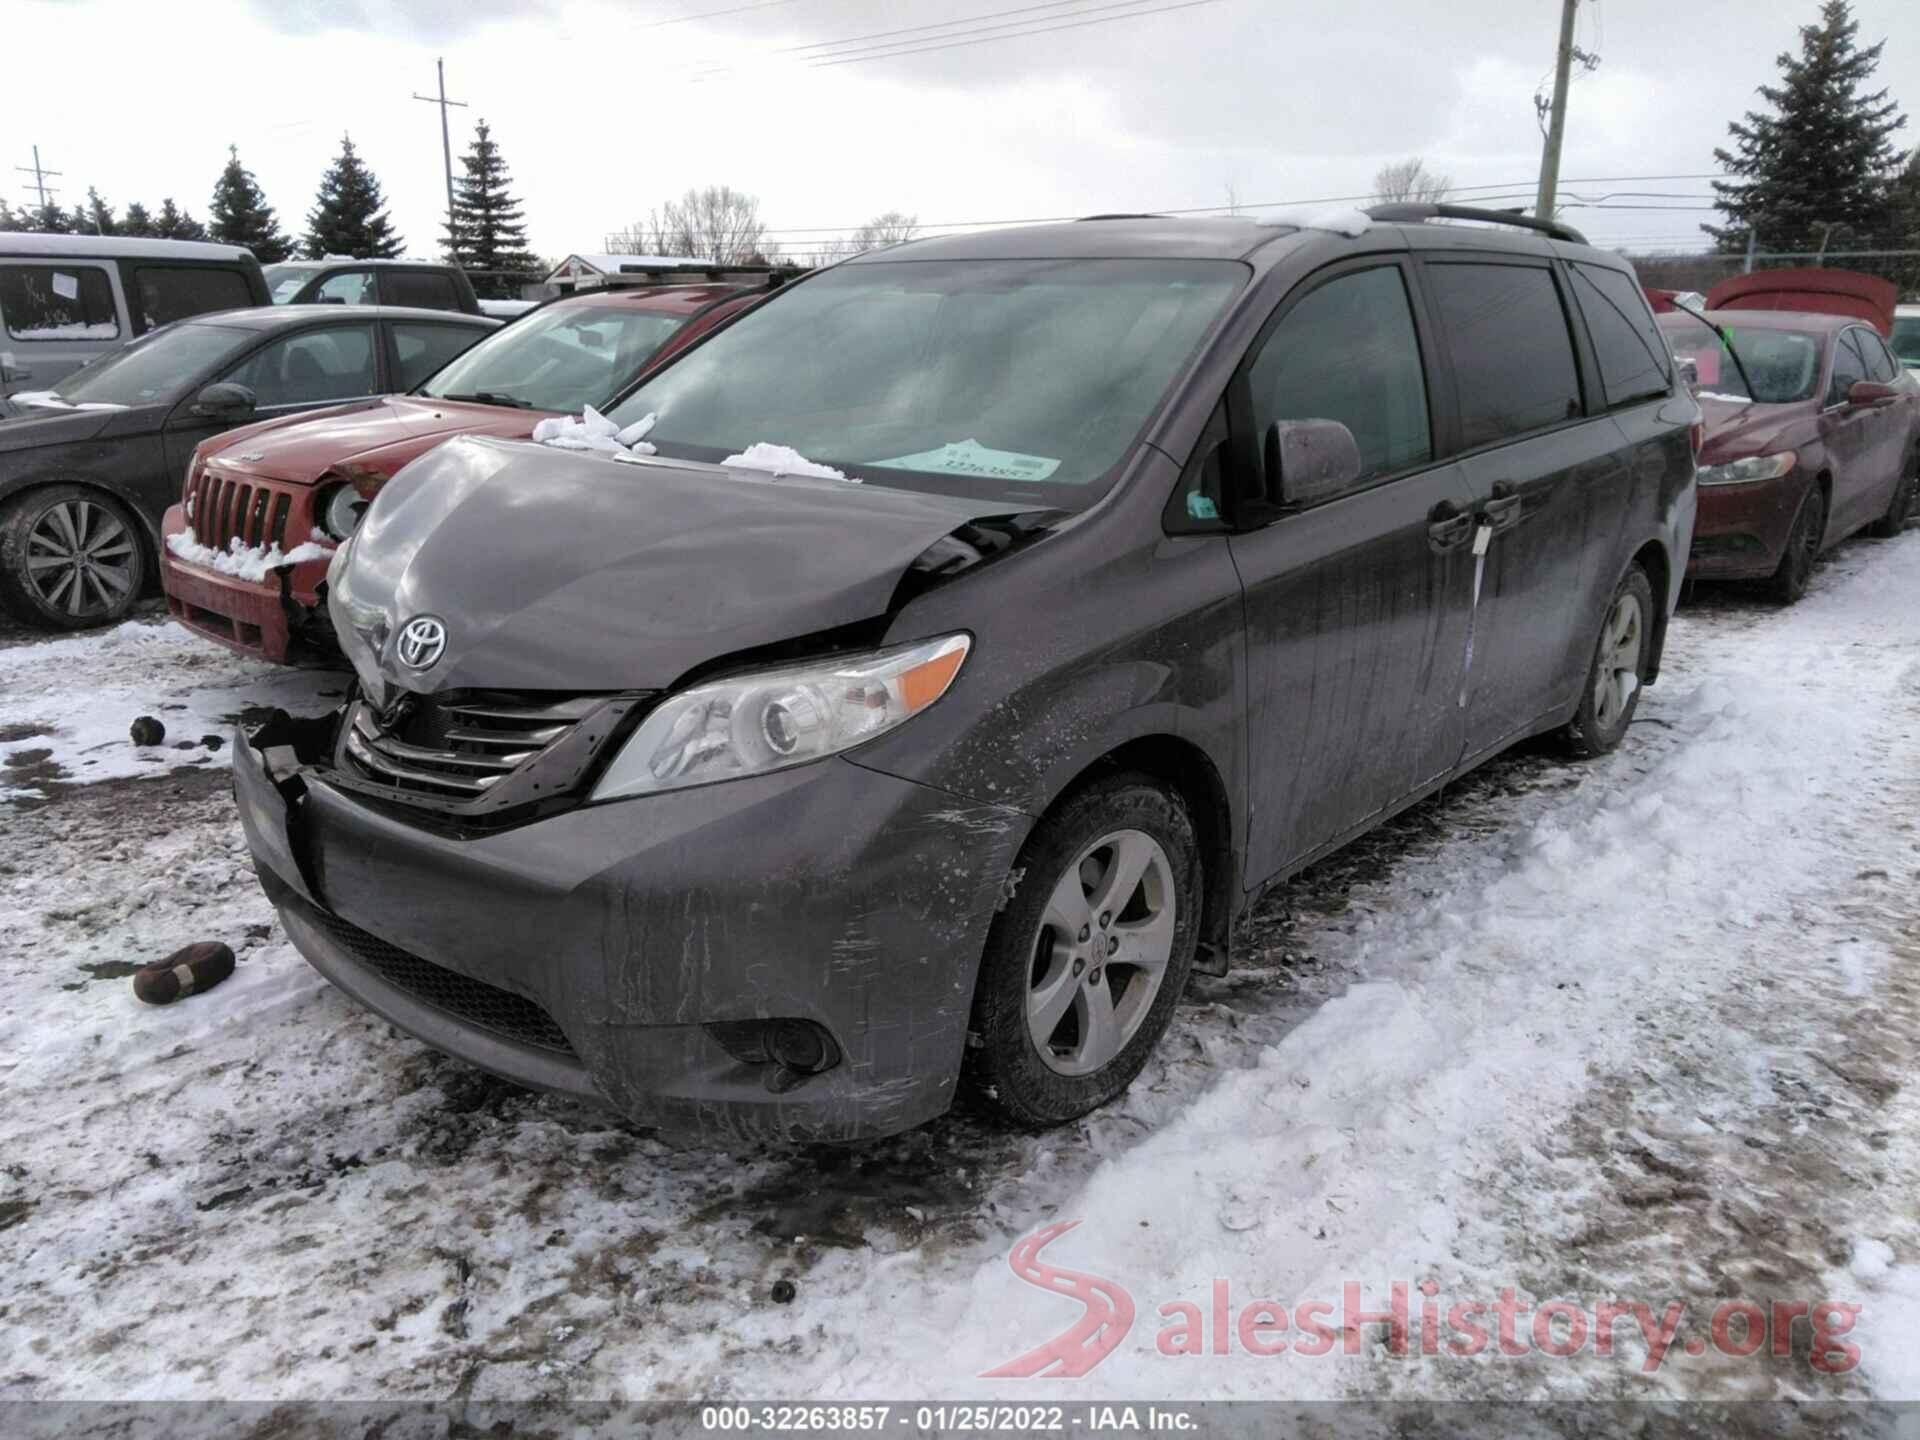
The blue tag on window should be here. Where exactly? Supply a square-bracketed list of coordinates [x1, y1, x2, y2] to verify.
[1187, 493, 1219, 521]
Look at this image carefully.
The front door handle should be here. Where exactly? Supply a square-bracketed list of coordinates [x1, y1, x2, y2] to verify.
[1427, 503, 1474, 553]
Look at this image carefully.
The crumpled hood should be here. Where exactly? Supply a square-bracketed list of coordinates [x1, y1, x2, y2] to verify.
[203, 397, 538, 484]
[330, 435, 1015, 696]
[0, 403, 129, 453]
[1696, 394, 1812, 465]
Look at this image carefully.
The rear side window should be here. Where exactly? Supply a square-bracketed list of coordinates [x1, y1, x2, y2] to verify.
[1247, 265, 1433, 487]
[315, 270, 376, 306]
[1827, 331, 1869, 405]
[224, 323, 378, 407]
[0, 264, 117, 341]
[1426, 262, 1582, 447]
[131, 266, 254, 331]
[392, 322, 483, 390]
[1569, 262, 1671, 408]
[383, 271, 461, 311]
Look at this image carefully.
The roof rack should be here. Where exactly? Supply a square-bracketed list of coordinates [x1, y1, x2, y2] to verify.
[1076, 213, 1168, 222]
[1363, 203, 1588, 246]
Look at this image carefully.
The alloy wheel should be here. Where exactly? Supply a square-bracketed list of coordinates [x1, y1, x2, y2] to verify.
[24, 499, 137, 619]
[1026, 828, 1176, 1077]
[1592, 590, 1642, 732]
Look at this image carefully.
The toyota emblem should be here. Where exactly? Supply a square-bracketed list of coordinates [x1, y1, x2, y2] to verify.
[395, 616, 448, 670]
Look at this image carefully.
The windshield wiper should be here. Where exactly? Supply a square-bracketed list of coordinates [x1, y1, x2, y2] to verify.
[435, 390, 533, 409]
[1669, 299, 1758, 402]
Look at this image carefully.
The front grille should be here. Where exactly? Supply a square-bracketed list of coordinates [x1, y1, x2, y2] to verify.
[186, 462, 299, 551]
[337, 689, 648, 818]
[299, 899, 575, 1055]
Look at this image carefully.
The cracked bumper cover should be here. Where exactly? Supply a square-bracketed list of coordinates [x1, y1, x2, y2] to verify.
[233, 711, 1028, 1143]
[160, 503, 333, 664]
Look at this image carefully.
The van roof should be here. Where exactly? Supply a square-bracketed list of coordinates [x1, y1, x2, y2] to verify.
[0, 233, 257, 264]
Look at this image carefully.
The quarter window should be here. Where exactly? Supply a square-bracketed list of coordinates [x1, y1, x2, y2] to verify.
[1247, 265, 1432, 490]
[1569, 262, 1671, 408]
[1426, 262, 1582, 447]
[131, 266, 254, 331]
[0, 264, 118, 341]
[223, 324, 378, 408]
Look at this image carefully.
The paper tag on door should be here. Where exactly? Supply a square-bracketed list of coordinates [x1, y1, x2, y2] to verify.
[51, 272, 79, 301]
[1471, 521, 1492, 556]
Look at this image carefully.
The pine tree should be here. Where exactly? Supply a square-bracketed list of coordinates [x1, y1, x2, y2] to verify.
[444, 120, 541, 297]
[1708, 0, 1907, 254]
[209, 145, 291, 262]
[31, 199, 69, 234]
[0, 203, 28, 233]
[155, 198, 209, 242]
[1886, 148, 1920, 294]
[120, 201, 156, 238]
[303, 134, 403, 260]
[83, 187, 116, 236]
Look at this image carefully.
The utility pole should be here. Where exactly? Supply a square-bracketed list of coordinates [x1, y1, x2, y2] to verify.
[13, 145, 61, 210]
[413, 59, 468, 255]
[1534, 0, 1579, 222]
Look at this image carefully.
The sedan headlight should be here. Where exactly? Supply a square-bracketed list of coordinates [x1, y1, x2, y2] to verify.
[591, 633, 971, 801]
[316, 481, 371, 541]
[1698, 451, 1796, 486]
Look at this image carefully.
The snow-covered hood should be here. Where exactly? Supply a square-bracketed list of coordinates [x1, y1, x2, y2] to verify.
[202, 397, 548, 485]
[1696, 394, 1814, 465]
[329, 435, 1018, 697]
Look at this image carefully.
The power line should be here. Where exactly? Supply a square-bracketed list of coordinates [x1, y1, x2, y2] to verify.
[783, 0, 1167, 57]
[809, 0, 1225, 67]
[644, 0, 804, 26]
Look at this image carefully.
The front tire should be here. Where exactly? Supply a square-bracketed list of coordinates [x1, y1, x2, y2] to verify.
[962, 773, 1201, 1130]
[0, 485, 148, 629]
[1768, 483, 1825, 604]
[1561, 565, 1654, 758]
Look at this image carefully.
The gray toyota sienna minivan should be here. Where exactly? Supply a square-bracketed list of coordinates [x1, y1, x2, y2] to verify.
[235, 206, 1697, 1143]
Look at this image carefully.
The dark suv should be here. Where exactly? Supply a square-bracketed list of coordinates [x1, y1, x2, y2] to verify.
[264, 259, 481, 315]
[236, 206, 1698, 1143]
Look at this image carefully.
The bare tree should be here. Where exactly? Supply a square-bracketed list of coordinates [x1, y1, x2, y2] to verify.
[1372, 158, 1452, 205]
[608, 184, 767, 263]
[850, 210, 919, 250]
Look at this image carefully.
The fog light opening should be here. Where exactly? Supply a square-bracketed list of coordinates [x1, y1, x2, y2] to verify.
[706, 1018, 842, 1091]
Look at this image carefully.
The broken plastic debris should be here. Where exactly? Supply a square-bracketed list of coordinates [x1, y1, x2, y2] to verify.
[720, 443, 856, 483]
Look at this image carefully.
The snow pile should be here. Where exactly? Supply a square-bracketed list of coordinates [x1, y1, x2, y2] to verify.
[5, 390, 128, 411]
[721, 442, 858, 482]
[166, 525, 333, 583]
[531, 406, 657, 457]
[1274, 206, 1373, 238]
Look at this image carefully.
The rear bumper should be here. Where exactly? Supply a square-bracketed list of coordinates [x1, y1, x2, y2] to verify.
[1685, 470, 1810, 579]
[159, 503, 335, 664]
[233, 708, 1029, 1145]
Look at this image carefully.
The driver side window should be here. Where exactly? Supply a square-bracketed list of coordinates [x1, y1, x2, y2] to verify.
[223, 324, 378, 408]
[1827, 331, 1869, 406]
[1246, 266, 1433, 497]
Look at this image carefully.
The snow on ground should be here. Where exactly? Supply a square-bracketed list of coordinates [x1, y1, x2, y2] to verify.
[3, 535, 1920, 1416]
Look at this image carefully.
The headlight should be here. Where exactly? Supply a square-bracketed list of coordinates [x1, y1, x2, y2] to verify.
[316, 481, 371, 541]
[591, 633, 971, 801]
[1698, 451, 1795, 486]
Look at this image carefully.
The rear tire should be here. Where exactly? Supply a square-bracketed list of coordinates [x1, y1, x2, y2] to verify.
[1768, 483, 1825, 604]
[0, 485, 148, 630]
[1561, 565, 1654, 758]
[1867, 448, 1919, 539]
[962, 773, 1201, 1130]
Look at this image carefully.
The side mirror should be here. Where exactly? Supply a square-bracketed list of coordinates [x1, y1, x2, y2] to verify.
[1847, 379, 1899, 408]
[1265, 419, 1362, 509]
[193, 381, 257, 420]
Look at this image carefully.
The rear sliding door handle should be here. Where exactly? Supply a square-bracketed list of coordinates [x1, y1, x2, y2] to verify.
[1427, 506, 1474, 553]
[1483, 492, 1523, 532]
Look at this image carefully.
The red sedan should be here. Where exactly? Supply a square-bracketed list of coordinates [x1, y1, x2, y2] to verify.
[160, 282, 767, 663]
[1659, 309, 1920, 601]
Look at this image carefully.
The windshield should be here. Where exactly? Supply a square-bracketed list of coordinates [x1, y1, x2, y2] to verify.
[1658, 316, 1824, 404]
[264, 265, 320, 303]
[51, 322, 255, 408]
[420, 302, 690, 411]
[1893, 316, 1920, 368]
[606, 258, 1246, 505]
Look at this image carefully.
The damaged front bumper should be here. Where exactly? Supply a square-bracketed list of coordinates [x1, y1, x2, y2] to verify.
[160, 503, 339, 665]
[233, 705, 1029, 1144]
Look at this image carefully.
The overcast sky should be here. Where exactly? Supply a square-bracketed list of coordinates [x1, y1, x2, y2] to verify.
[9, 0, 1916, 264]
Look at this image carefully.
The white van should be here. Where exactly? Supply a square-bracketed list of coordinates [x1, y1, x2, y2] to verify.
[0, 234, 268, 406]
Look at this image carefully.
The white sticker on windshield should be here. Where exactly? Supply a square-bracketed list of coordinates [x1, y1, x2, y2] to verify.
[870, 438, 1060, 482]
[51, 271, 79, 301]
